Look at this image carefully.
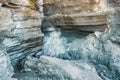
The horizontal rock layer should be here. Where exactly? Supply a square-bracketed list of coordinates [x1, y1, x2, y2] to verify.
[0, 0, 44, 66]
[43, 0, 107, 32]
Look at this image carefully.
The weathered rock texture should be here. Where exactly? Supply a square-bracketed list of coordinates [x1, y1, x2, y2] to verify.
[64, 0, 120, 78]
[0, 0, 120, 80]
[0, 50, 17, 80]
[42, 0, 107, 32]
[41, 0, 120, 79]
[22, 56, 102, 80]
[0, 0, 44, 66]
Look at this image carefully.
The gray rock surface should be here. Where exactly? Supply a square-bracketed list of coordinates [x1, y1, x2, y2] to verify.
[0, 50, 17, 80]
[0, 0, 120, 80]
[0, 0, 44, 66]
[23, 56, 102, 80]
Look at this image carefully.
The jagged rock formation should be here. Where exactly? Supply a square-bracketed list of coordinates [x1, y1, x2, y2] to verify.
[0, 0, 120, 80]
[22, 56, 102, 80]
[108, 2, 120, 76]
[0, 0, 44, 66]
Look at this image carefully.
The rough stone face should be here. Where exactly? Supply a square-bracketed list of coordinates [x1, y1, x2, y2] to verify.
[0, 0, 44, 66]
[9, 0, 31, 7]
[0, 0, 120, 80]
[0, 50, 17, 80]
[114, 0, 120, 5]
[23, 56, 102, 80]
[42, 0, 107, 32]
[108, 8, 120, 75]
[69, 13, 120, 77]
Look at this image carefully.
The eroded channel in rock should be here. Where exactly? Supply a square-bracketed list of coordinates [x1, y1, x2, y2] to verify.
[0, 0, 120, 80]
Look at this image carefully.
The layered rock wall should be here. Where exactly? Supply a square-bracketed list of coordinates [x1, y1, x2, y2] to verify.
[42, 0, 108, 32]
[0, 50, 16, 80]
[0, 0, 44, 66]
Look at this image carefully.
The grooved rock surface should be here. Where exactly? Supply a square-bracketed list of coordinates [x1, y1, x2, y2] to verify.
[42, 0, 107, 32]
[21, 56, 102, 80]
[0, 50, 17, 80]
[0, 0, 44, 66]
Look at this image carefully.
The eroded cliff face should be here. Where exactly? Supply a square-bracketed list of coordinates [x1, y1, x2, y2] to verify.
[0, 0, 120, 80]
[0, 0, 44, 66]
[43, 0, 107, 14]
[23, 0, 120, 80]
[42, 0, 108, 32]
[0, 50, 17, 80]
